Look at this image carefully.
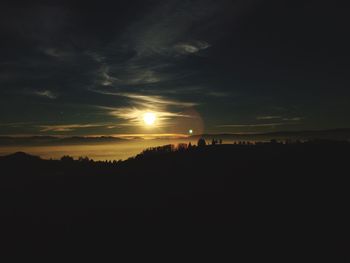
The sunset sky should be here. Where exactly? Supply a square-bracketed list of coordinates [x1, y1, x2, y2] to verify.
[1, 0, 349, 136]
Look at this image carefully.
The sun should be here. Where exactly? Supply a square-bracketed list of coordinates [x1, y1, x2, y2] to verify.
[143, 112, 156, 126]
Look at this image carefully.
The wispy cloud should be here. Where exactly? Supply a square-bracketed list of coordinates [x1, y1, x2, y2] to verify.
[93, 89, 198, 128]
[119, 69, 162, 85]
[282, 117, 303, 121]
[87, 51, 106, 63]
[87, 0, 216, 92]
[0, 0, 262, 137]
[95, 62, 167, 87]
[125, 0, 219, 57]
[217, 123, 292, 128]
[0, 122, 34, 127]
[174, 41, 210, 55]
[34, 90, 58, 99]
[256, 116, 281, 120]
[257, 116, 303, 122]
[206, 91, 228, 97]
[39, 124, 104, 132]
[116, 92, 198, 108]
[98, 65, 119, 86]
[92, 89, 198, 108]
[42, 47, 71, 59]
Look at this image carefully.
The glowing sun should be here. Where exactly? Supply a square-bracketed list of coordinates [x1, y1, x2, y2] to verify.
[143, 112, 156, 126]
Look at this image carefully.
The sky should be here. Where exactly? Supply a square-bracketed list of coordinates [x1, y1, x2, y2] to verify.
[1, 0, 349, 136]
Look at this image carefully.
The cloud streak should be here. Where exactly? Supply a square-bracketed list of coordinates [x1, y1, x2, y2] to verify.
[282, 117, 303, 121]
[256, 116, 281, 120]
[257, 116, 303, 121]
[39, 124, 105, 132]
[217, 123, 295, 128]
[94, 88, 196, 107]
[115, 92, 198, 108]
[34, 90, 58, 99]
[174, 41, 210, 55]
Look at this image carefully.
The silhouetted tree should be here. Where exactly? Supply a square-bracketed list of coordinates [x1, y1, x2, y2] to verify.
[78, 156, 90, 163]
[177, 143, 187, 151]
[139, 144, 175, 156]
[61, 155, 74, 162]
[197, 138, 206, 147]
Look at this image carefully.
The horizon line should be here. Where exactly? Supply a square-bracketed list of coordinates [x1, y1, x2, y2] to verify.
[0, 127, 349, 138]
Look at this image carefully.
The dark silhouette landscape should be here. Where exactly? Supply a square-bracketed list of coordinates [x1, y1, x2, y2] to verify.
[0, 139, 349, 259]
[2, 0, 350, 260]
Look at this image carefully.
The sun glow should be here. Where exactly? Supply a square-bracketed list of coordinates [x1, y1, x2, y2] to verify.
[143, 112, 156, 126]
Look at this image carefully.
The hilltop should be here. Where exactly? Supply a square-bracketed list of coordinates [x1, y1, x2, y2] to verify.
[0, 141, 349, 259]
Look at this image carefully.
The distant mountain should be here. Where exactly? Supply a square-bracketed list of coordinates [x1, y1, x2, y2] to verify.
[58, 136, 126, 144]
[0, 151, 42, 162]
[0, 128, 349, 146]
[0, 136, 126, 146]
[191, 128, 350, 142]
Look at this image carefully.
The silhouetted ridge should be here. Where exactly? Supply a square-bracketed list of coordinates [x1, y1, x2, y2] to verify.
[189, 128, 350, 141]
[0, 151, 41, 162]
[0, 140, 349, 259]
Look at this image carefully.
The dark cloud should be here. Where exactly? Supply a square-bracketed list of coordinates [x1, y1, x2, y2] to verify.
[1, 0, 350, 135]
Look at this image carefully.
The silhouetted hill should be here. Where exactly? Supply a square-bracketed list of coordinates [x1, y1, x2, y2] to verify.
[0, 151, 42, 162]
[0, 141, 349, 259]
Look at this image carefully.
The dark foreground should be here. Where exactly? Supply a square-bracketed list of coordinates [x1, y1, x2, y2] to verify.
[0, 141, 349, 260]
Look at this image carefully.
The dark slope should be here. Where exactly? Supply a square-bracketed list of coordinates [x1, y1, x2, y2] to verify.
[0, 142, 349, 260]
